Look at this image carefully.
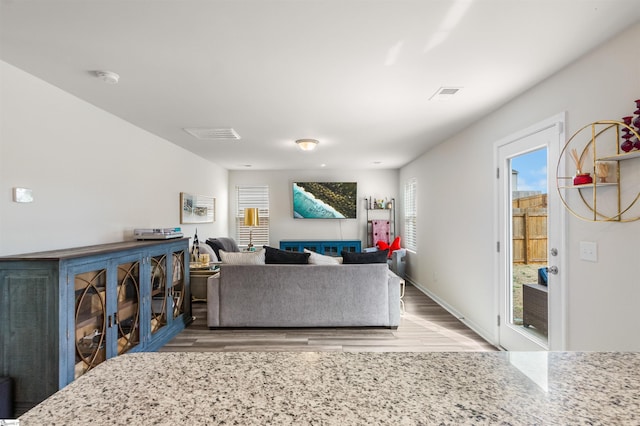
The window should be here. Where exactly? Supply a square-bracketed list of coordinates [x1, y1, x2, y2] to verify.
[236, 185, 269, 248]
[404, 177, 417, 251]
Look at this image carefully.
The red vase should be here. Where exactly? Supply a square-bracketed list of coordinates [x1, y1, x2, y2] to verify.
[573, 173, 593, 186]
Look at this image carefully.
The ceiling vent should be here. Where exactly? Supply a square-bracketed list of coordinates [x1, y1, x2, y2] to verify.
[429, 87, 462, 101]
[183, 127, 241, 140]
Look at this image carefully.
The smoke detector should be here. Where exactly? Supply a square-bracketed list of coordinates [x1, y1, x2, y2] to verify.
[95, 70, 120, 84]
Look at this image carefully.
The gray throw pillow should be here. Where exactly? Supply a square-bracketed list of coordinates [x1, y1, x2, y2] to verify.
[341, 249, 389, 264]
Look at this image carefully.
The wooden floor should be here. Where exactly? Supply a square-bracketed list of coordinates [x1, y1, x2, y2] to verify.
[160, 284, 498, 352]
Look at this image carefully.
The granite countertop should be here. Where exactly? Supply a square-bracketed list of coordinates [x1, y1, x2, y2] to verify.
[20, 351, 639, 425]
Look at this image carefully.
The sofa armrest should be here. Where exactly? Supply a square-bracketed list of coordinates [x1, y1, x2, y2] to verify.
[387, 270, 402, 327]
[207, 273, 221, 327]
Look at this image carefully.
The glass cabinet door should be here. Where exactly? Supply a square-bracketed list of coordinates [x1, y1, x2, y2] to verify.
[116, 260, 140, 354]
[171, 250, 185, 319]
[74, 269, 107, 378]
[150, 254, 167, 334]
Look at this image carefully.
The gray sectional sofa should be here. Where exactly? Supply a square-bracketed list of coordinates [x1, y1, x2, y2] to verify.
[207, 263, 401, 328]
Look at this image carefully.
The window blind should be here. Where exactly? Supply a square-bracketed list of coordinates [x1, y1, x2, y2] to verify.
[236, 185, 270, 248]
[404, 177, 417, 251]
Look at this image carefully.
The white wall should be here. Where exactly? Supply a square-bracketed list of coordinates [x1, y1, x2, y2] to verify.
[229, 169, 398, 248]
[399, 23, 640, 351]
[0, 61, 229, 255]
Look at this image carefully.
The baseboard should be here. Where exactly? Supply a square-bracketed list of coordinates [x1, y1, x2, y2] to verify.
[406, 275, 499, 349]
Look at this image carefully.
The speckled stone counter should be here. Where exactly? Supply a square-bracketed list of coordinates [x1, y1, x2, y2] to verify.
[19, 351, 639, 425]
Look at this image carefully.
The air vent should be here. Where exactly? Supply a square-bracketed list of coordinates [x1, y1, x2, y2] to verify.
[429, 87, 462, 101]
[183, 127, 241, 140]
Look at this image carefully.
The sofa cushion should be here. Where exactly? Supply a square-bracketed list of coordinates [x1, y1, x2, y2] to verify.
[219, 249, 265, 265]
[264, 246, 310, 264]
[304, 249, 343, 265]
[206, 237, 240, 261]
[342, 249, 389, 264]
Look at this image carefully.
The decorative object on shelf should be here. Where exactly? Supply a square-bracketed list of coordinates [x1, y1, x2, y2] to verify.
[633, 100, 640, 150]
[180, 193, 215, 224]
[570, 148, 593, 185]
[621, 116, 635, 152]
[595, 162, 610, 183]
[191, 228, 200, 261]
[573, 173, 593, 185]
[244, 207, 259, 250]
[556, 120, 640, 222]
[633, 99, 640, 130]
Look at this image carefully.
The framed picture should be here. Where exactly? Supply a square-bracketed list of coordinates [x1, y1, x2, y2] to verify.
[180, 192, 215, 224]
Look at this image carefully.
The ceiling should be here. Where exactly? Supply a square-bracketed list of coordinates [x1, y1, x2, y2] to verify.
[2, 1, 639, 171]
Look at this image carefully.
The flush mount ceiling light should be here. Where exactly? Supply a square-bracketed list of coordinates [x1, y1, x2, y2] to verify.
[95, 70, 120, 84]
[295, 139, 319, 151]
[429, 86, 462, 101]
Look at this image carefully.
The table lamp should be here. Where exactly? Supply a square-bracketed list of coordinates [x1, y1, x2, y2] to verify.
[244, 208, 259, 250]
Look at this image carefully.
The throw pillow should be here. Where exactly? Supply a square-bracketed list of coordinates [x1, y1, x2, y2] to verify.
[341, 249, 389, 264]
[304, 249, 343, 265]
[219, 249, 265, 265]
[264, 246, 310, 264]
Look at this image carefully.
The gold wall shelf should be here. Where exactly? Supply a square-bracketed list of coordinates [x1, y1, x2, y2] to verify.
[556, 120, 640, 222]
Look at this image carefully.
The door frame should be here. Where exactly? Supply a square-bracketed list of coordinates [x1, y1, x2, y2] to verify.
[493, 112, 567, 351]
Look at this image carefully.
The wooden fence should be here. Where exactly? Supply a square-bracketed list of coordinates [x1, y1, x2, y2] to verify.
[512, 194, 548, 264]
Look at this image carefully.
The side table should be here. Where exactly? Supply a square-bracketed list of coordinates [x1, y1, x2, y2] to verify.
[190, 265, 220, 302]
[522, 283, 548, 336]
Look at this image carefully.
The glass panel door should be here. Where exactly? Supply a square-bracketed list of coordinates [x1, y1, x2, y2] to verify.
[510, 148, 549, 342]
[150, 254, 167, 334]
[74, 269, 107, 378]
[171, 251, 185, 319]
[116, 260, 140, 354]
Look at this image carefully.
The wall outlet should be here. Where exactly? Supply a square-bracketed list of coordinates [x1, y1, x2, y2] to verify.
[579, 241, 597, 262]
[13, 187, 33, 203]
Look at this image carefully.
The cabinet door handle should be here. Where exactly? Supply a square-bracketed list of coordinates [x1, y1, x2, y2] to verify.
[114, 312, 119, 325]
[108, 314, 113, 328]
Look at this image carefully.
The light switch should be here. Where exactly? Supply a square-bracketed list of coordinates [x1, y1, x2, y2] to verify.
[13, 187, 34, 203]
[579, 241, 597, 262]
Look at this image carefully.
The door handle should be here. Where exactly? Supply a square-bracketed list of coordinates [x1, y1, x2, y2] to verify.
[548, 266, 558, 275]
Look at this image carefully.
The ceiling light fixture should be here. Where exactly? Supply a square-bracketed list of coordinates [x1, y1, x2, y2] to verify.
[95, 70, 120, 84]
[295, 139, 319, 151]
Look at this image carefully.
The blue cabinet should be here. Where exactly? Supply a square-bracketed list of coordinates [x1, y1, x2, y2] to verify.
[279, 240, 361, 256]
[0, 238, 190, 415]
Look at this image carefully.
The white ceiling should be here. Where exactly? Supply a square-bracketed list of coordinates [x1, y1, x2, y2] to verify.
[2, 1, 639, 170]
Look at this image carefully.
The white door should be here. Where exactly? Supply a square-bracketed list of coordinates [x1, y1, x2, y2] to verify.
[495, 113, 566, 351]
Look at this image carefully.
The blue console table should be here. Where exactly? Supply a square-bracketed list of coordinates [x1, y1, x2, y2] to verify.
[279, 240, 361, 257]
